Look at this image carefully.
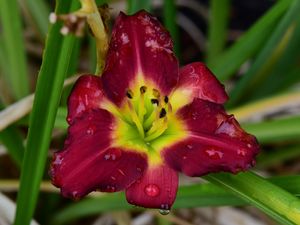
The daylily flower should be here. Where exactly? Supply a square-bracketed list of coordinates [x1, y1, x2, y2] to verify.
[50, 10, 259, 210]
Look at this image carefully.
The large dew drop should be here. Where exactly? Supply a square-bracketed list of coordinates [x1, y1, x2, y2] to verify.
[159, 209, 170, 215]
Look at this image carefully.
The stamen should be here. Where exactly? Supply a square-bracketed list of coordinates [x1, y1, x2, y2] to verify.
[140, 86, 147, 94]
[164, 96, 169, 103]
[151, 98, 159, 105]
[126, 90, 133, 99]
[143, 104, 158, 130]
[138, 86, 146, 122]
[127, 101, 144, 138]
[152, 89, 160, 98]
[159, 108, 167, 118]
[144, 118, 168, 142]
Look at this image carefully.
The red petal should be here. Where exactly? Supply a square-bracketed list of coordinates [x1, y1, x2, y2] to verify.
[171, 63, 228, 109]
[177, 98, 228, 134]
[102, 10, 178, 106]
[67, 75, 106, 124]
[50, 109, 147, 199]
[126, 164, 178, 209]
[163, 99, 259, 176]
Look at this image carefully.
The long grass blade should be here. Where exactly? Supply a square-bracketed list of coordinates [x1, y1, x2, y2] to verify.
[0, 0, 30, 99]
[13, 1, 79, 225]
[206, 0, 230, 64]
[20, 0, 51, 39]
[229, 0, 300, 106]
[206, 172, 300, 225]
[248, 15, 300, 100]
[208, 0, 292, 81]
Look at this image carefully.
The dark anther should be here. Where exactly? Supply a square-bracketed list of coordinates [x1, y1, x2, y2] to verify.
[140, 86, 147, 94]
[159, 108, 167, 118]
[164, 96, 169, 103]
[153, 89, 160, 98]
[126, 90, 133, 99]
[151, 99, 159, 105]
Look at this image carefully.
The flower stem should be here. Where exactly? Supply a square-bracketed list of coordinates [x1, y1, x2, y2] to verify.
[77, 0, 108, 74]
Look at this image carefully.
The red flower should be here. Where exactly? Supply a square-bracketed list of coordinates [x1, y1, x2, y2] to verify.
[50, 10, 259, 210]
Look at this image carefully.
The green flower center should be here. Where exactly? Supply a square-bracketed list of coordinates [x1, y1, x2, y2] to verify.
[125, 86, 170, 142]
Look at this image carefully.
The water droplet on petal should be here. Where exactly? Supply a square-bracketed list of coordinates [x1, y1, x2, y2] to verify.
[205, 149, 223, 160]
[86, 125, 96, 135]
[72, 191, 79, 199]
[66, 116, 72, 123]
[111, 176, 116, 181]
[183, 156, 187, 160]
[186, 144, 193, 149]
[237, 149, 246, 156]
[53, 155, 63, 165]
[136, 167, 142, 172]
[106, 185, 116, 192]
[159, 209, 170, 215]
[144, 184, 160, 197]
[104, 148, 122, 161]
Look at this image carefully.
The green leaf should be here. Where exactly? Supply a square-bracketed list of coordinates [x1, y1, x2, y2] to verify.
[248, 14, 300, 100]
[206, 172, 300, 225]
[13, 1, 80, 225]
[21, 0, 51, 39]
[0, 126, 24, 167]
[163, 0, 180, 58]
[208, 0, 292, 81]
[242, 116, 300, 144]
[0, 0, 30, 99]
[127, 0, 152, 14]
[206, 0, 230, 64]
[257, 146, 300, 169]
[229, 0, 300, 106]
[52, 174, 300, 224]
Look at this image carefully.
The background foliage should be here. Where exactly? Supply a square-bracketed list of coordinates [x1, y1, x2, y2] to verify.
[1, 0, 300, 225]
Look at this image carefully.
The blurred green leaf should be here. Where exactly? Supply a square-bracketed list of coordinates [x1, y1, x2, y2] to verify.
[163, 0, 180, 57]
[127, 0, 152, 14]
[248, 15, 300, 100]
[243, 116, 300, 144]
[207, 0, 230, 64]
[13, 1, 80, 225]
[21, 0, 51, 39]
[206, 172, 300, 225]
[0, 0, 30, 99]
[208, 0, 292, 81]
[257, 146, 300, 169]
[53, 174, 300, 224]
[0, 126, 24, 167]
[229, 0, 300, 106]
